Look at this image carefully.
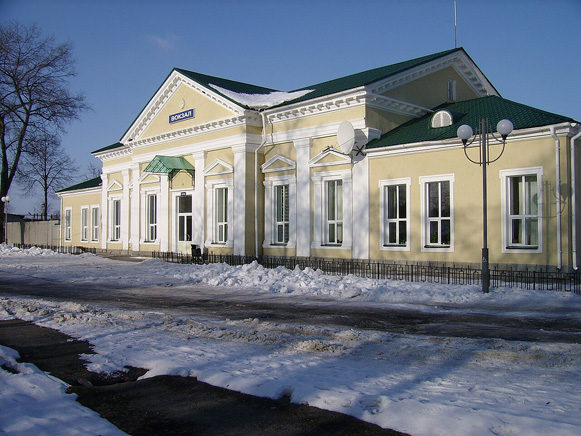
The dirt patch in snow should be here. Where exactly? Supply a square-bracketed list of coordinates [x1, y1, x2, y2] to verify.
[0, 319, 408, 436]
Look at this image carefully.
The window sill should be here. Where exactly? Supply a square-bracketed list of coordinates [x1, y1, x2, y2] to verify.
[506, 245, 539, 250]
[311, 242, 352, 250]
[421, 244, 453, 253]
[381, 244, 410, 252]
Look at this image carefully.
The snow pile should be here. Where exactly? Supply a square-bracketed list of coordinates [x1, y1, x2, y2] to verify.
[210, 84, 312, 109]
[1, 245, 581, 436]
[0, 244, 68, 257]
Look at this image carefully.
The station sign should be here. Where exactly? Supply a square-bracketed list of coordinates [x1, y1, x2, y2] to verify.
[169, 109, 194, 124]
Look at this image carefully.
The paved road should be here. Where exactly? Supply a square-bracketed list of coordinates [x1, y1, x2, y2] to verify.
[1, 272, 580, 343]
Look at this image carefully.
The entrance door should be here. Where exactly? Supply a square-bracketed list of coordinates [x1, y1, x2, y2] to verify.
[176, 194, 193, 253]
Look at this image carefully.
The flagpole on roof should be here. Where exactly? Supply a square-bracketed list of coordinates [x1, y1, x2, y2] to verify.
[454, 1, 458, 48]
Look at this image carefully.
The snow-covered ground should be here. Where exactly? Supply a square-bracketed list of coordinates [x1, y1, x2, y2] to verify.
[1, 244, 580, 436]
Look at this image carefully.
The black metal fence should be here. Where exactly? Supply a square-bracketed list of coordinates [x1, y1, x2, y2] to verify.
[150, 252, 581, 294]
[9, 243, 96, 255]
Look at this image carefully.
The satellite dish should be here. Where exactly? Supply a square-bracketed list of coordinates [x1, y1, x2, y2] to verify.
[337, 121, 355, 154]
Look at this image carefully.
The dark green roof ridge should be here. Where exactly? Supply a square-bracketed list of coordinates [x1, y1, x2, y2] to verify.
[92, 142, 125, 154]
[57, 176, 102, 194]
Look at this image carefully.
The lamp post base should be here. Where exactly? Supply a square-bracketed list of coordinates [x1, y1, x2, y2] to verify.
[482, 247, 490, 293]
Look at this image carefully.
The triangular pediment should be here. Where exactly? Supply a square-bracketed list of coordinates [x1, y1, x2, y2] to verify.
[261, 154, 296, 173]
[107, 180, 123, 191]
[121, 70, 249, 144]
[204, 158, 233, 176]
[309, 148, 352, 168]
[139, 172, 161, 184]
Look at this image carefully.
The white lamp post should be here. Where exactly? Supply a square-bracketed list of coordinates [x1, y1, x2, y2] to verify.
[457, 119, 513, 293]
[1, 195, 10, 244]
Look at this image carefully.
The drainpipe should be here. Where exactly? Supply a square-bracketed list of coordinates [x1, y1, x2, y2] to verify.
[254, 111, 269, 258]
[550, 126, 562, 270]
[571, 127, 581, 270]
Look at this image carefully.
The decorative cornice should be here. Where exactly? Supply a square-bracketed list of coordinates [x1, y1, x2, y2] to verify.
[128, 112, 260, 151]
[366, 94, 432, 118]
[94, 146, 132, 162]
[369, 52, 496, 98]
[265, 90, 367, 124]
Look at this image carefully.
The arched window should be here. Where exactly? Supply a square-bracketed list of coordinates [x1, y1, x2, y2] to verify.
[431, 110, 453, 128]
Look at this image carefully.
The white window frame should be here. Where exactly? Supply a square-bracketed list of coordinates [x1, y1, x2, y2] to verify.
[311, 170, 352, 250]
[109, 197, 122, 242]
[205, 179, 234, 248]
[142, 191, 158, 243]
[91, 206, 99, 242]
[215, 187, 228, 244]
[380, 178, 411, 251]
[80, 206, 89, 242]
[500, 167, 543, 254]
[447, 79, 457, 102]
[64, 208, 72, 242]
[263, 175, 297, 248]
[420, 174, 455, 252]
[325, 179, 343, 245]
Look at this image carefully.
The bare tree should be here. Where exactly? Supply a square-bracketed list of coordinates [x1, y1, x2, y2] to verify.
[17, 132, 78, 220]
[0, 22, 88, 239]
[87, 160, 102, 178]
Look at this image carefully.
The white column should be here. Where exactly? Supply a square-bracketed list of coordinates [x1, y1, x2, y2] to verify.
[122, 169, 130, 251]
[232, 145, 246, 255]
[100, 173, 108, 250]
[342, 172, 354, 252]
[294, 138, 311, 257]
[159, 174, 169, 252]
[193, 151, 205, 250]
[351, 154, 369, 259]
[130, 164, 140, 253]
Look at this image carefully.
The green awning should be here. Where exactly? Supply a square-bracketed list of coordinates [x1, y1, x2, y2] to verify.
[144, 155, 195, 174]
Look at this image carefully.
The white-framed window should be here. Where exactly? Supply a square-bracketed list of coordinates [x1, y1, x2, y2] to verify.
[326, 179, 343, 245]
[64, 208, 72, 242]
[80, 207, 89, 242]
[263, 176, 297, 248]
[110, 198, 121, 242]
[447, 79, 456, 102]
[380, 178, 411, 250]
[215, 187, 228, 244]
[177, 194, 193, 243]
[274, 184, 290, 244]
[205, 179, 233, 247]
[311, 170, 352, 250]
[420, 174, 454, 252]
[91, 206, 99, 242]
[500, 167, 543, 253]
[145, 193, 157, 242]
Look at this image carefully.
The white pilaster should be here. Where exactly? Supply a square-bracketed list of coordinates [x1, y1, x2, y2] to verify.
[294, 138, 311, 257]
[232, 146, 246, 255]
[159, 174, 169, 252]
[130, 164, 140, 253]
[100, 173, 108, 250]
[193, 151, 205, 249]
[122, 169, 130, 251]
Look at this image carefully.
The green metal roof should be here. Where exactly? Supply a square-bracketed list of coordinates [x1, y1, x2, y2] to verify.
[144, 155, 195, 174]
[57, 176, 102, 194]
[92, 142, 125, 154]
[366, 95, 576, 150]
[174, 68, 279, 107]
[278, 48, 468, 107]
[93, 48, 475, 154]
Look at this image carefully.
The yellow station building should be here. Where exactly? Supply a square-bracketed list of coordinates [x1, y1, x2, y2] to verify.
[57, 48, 581, 271]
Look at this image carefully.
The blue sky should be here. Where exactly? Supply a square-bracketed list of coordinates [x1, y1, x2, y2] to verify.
[2, 0, 581, 214]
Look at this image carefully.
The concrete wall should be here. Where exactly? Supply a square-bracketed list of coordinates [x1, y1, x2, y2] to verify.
[6, 220, 60, 246]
